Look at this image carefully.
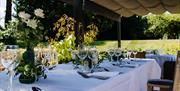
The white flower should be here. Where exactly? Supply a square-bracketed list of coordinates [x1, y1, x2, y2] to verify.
[66, 34, 73, 41]
[18, 11, 31, 20]
[69, 41, 72, 45]
[26, 19, 38, 29]
[59, 40, 63, 45]
[34, 8, 44, 18]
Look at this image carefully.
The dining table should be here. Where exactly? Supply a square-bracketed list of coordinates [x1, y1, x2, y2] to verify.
[0, 58, 161, 91]
[146, 54, 176, 68]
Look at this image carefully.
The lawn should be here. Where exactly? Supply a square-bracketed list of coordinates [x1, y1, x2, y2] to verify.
[94, 39, 180, 55]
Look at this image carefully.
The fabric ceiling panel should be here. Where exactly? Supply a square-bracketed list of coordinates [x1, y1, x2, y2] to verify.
[147, 4, 166, 14]
[91, 0, 180, 17]
[113, 0, 139, 9]
[137, 0, 160, 8]
[165, 4, 180, 13]
[92, 0, 121, 10]
[162, 0, 180, 6]
[116, 8, 134, 17]
[131, 6, 149, 16]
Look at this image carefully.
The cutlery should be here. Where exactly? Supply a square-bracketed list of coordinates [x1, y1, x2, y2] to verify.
[91, 67, 109, 73]
[77, 71, 110, 80]
[118, 72, 124, 74]
[32, 87, 42, 91]
[48, 66, 56, 70]
[119, 65, 136, 68]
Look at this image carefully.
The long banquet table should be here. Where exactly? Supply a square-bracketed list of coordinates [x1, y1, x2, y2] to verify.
[146, 54, 176, 68]
[0, 58, 161, 91]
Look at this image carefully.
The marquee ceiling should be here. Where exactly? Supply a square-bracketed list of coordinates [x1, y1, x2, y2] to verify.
[91, 0, 180, 17]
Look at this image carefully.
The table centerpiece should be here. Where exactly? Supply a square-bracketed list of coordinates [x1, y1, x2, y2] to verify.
[8, 8, 48, 84]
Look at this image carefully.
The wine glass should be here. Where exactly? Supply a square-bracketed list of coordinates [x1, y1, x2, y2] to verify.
[107, 49, 115, 62]
[127, 50, 132, 59]
[77, 48, 88, 72]
[41, 50, 50, 68]
[115, 48, 122, 62]
[34, 48, 41, 65]
[88, 49, 98, 71]
[4, 45, 19, 51]
[1, 50, 20, 91]
[70, 50, 79, 69]
[51, 48, 58, 65]
[133, 51, 137, 58]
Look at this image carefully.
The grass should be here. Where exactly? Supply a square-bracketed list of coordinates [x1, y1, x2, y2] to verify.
[94, 39, 180, 55]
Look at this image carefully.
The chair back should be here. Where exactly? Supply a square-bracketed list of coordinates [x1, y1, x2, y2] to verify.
[131, 51, 146, 58]
[163, 61, 175, 80]
[0, 65, 5, 72]
[135, 51, 146, 58]
[173, 51, 180, 91]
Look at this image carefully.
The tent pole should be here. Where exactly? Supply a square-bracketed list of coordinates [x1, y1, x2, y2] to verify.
[74, 0, 83, 47]
[117, 16, 121, 48]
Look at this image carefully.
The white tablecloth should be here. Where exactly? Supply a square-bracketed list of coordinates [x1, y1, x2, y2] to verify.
[146, 54, 176, 68]
[0, 59, 161, 91]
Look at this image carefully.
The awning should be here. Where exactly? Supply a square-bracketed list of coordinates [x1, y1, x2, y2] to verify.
[91, 0, 180, 17]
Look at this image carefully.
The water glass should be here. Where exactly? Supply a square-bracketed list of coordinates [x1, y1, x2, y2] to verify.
[1, 50, 20, 91]
[77, 48, 88, 72]
[107, 49, 115, 62]
[133, 51, 137, 58]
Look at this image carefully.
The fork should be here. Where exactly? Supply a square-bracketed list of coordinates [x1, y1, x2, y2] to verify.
[77, 71, 110, 80]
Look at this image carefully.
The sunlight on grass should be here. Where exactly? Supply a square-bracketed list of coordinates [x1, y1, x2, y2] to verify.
[95, 39, 180, 54]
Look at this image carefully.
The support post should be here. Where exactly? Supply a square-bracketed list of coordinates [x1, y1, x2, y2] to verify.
[74, 0, 83, 47]
[117, 16, 121, 48]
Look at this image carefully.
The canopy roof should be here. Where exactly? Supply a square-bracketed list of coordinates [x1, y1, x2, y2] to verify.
[91, 0, 180, 17]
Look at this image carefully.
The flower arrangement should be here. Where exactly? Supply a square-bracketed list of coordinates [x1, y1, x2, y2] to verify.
[16, 8, 45, 47]
[14, 8, 48, 84]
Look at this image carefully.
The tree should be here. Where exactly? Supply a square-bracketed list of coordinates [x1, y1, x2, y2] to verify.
[144, 13, 180, 39]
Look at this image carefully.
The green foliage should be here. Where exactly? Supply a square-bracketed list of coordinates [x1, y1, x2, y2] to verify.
[121, 15, 148, 40]
[51, 35, 76, 63]
[95, 40, 180, 55]
[84, 24, 99, 45]
[17, 47, 47, 83]
[51, 14, 99, 63]
[0, 20, 18, 44]
[144, 13, 180, 39]
[0, 42, 4, 51]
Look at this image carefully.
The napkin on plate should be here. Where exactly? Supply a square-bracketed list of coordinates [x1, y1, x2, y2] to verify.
[119, 64, 139, 68]
[88, 72, 119, 77]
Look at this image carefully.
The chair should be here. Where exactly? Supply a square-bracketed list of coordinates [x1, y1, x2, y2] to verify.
[135, 51, 146, 58]
[147, 51, 180, 91]
[163, 61, 175, 80]
[131, 51, 146, 58]
[0, 65, 5, 72]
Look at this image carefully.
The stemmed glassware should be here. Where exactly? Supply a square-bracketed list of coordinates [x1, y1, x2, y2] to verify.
[77, 46, 88, 72]
[41, 48, 51, 72]
[127, 50, 132, 59]
[0, 45, 20, 91]
[133, 51, 137, 58]
[88, 48, 99, 71]
[107, 49, 115, 62]
[115, 48, 122, 62]
[70, 50, 79, 69]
